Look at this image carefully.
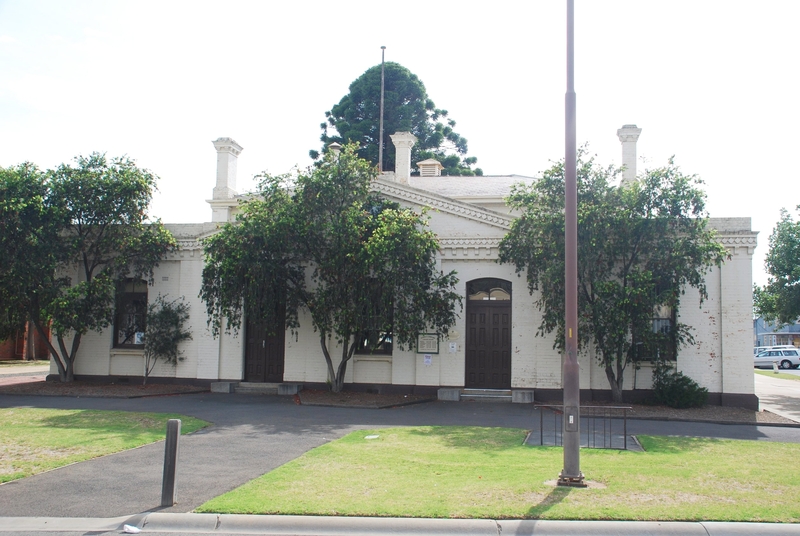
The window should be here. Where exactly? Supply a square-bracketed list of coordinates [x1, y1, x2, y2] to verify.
[634, 304, 677, 361]
[114, 279, 147, 348]
[355, 331, 393, 355]
[354, 280, 393, 356]
[467, 279, 512, 301]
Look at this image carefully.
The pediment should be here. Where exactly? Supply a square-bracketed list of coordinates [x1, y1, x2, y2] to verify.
[374, 178, 513, 234]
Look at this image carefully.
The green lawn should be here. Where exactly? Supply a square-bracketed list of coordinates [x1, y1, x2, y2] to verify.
[0, 408, 208, 483]
[198, 426, 800, 522]
[755, 369, 800, 381]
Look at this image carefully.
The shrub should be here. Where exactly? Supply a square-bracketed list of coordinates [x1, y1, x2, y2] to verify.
[142, 295, 192, 385]
[652, 360, 708, 408]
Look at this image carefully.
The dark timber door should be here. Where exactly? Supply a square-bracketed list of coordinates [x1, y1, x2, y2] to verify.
[245, 311, 285, 383]
[465, 279, 512, 389]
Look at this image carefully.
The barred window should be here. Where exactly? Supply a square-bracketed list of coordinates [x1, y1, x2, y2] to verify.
[355, 280, 393, 356]
[114, 279, 147, 348]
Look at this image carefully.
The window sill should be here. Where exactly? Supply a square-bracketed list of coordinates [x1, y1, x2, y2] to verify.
[111, 348, 144, 357]
[354, 355, 393, 363]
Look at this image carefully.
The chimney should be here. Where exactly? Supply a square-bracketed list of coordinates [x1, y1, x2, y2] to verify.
[616, 124, 642, 185]
[212, 137, 243, 199]
[327, 142, 342, 157]
[390, 132, 417, 184]
[417, 159, 444, 177]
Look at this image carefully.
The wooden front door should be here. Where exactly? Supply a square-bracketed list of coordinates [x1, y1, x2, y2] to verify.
[465, 301, 512, 389]
[245, 313, 285, 383]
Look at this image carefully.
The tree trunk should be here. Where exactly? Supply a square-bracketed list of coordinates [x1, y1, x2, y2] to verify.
[604, 365, 624, 403]
[321, 334, 357, 394]
[333, 356, 349, 393]
[32, 319, 66, 380]
[25, 321, 34, 361]
[319, 333, 338, 391]
[53, 333, 80, 383]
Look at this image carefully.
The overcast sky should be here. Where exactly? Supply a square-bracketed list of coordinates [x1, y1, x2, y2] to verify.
[1, 1, 798, 287]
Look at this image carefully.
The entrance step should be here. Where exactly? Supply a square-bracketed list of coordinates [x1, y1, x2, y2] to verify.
[235, 382, 280, 395]
[233, 382, 302, 395]
[460, 388, 512, 402]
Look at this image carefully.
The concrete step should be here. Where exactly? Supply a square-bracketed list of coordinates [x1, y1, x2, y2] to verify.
[235, 382, 280, 395]
[460, 388, 512, 402]
[233, 382, 302, 395]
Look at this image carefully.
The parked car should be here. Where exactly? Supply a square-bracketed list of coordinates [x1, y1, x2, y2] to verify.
[754, 349, 800, 369]
[753, 345, 796, 355]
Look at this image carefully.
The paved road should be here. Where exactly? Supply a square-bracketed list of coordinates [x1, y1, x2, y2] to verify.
[0, 365, 49, 387]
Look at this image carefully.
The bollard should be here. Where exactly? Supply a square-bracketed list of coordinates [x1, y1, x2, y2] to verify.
[161, 419, 181, 507]
[773, 361, 779, 374]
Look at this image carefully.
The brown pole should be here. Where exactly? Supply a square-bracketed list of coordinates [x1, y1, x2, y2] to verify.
[378, 46, 386, 172]
[558, 0, 585, 488]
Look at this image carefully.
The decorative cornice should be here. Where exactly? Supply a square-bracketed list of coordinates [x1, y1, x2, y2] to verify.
[212, 137, 243, 156]
[716, 234, 758, 247]
[375, 178, 513, 230]
[176, 238, 203, 250]
[716, 232, 758, 255]
[439, 237, 502, 260]
[389, 132, 417, 149]
[617, 125, 642, 143]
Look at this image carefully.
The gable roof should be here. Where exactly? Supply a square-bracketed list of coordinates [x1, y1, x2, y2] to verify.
[408, 174, 536, 199]
[374, 177, 514, 231]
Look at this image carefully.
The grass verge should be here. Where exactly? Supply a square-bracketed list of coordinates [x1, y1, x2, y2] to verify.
[0, 360, 49, 368]
[0, 408, 208, 483]
[755, 369, 800, 381]
[197, 426, 799, 522]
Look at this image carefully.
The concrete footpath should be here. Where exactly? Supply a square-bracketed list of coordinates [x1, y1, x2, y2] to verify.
[755, 371, 800, 422]
[2, 513, 800, 535]
[1, 381, 799, 534]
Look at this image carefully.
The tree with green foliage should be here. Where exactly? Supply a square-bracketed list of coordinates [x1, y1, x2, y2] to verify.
[142, 295, 192, 385]
[201, 143, 461, 392]
[498, 153, 727, 402]
[0, 163, 54, 341]
[0, 154, 175, 382]
[311, 62, 481, 176]
[754, 205, 800, 325]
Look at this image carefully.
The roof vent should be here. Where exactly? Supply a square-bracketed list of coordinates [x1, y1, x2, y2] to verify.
[417, 159, 444, 177]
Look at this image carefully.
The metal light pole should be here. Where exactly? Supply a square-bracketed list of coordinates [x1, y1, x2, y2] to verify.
[558, 0, 585, 488]
[378, 46, 386, 172]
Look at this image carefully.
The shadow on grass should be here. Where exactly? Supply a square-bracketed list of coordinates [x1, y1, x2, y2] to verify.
[526, 485, 572, 518]
[405, 425, 526, 450]
[35, 409, 204, 439]
[636, 435, 723, 453]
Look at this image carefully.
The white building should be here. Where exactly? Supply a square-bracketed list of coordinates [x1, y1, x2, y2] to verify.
[64, 127, 759, 409]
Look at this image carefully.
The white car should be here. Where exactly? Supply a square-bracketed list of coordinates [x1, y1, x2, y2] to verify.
[754, 345, 796, 355]
[754, 349, 800, 370]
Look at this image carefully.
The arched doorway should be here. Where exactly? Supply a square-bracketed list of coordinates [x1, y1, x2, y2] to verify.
[465, 278, 512, 389]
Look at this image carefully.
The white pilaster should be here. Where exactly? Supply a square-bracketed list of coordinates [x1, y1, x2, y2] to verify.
[617, 124, 642, 186]
[208, 137, 243, 223]
[212, 137, 243, 199]
[390, 132, 417, 184]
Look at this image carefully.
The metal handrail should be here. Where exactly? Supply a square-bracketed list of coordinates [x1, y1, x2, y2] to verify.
[533, 404, 632, 450]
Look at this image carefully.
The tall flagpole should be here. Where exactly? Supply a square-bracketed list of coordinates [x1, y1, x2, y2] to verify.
[558, 0, 585, 488]
[378, 46, 386, 172]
